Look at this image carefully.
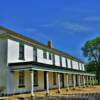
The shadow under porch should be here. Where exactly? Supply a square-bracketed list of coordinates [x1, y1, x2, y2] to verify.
[8, 70, 96, 96]
[8, 61, 96, 96]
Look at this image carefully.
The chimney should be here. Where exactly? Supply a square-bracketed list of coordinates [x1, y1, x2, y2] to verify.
[48, 40, 52, 48]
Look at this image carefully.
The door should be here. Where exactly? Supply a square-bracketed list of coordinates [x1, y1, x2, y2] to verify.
[60, 74, 64, 88]
[44, 72, 47, 90]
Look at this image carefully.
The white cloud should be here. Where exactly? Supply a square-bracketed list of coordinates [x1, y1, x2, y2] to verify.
[25, 28, 37, 33]
[84, 16, 100, 21]
[24, 16, 100, 35]
[40, 21, 90, 33]
[24, 27, 51, 40]
[61, 22, 90, 33]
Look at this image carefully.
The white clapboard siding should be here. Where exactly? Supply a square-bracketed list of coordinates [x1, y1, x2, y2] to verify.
[37, 48, 53, 65]
[7, 39, 33, 63]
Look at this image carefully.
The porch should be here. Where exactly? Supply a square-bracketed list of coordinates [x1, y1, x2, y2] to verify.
[9, 61, 96, 96]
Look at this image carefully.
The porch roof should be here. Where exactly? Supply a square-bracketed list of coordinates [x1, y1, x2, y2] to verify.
[9, 61, 96, 76]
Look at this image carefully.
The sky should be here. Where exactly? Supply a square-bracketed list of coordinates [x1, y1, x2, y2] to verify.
[0, 0, 100, 62]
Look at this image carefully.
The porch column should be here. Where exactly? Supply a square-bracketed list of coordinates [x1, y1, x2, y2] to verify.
[83, 75, 86, 87]
[46, 71, 49, 95]
[66, 74, 69, 90]
[86, 76, 89, 86]
[58, 73, 60, 92]
[89, 76, 92, 86]
[30, 70, 34, 96]
[92, 77, 95, 86]
[94, 76, 97, 85]
[78, 75, 81, 87]
[73, 74, 76, 89]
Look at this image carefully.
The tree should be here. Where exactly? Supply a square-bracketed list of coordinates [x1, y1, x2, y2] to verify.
[82, 37, 100, 84]
[85, 61, 96, 72]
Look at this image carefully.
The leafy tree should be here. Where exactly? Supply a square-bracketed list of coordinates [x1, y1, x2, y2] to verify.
[82, 37, 100, 84]
[85, 61, 96, 72]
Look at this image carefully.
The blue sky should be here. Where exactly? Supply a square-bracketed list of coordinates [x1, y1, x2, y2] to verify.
[0, 0, 100, 62]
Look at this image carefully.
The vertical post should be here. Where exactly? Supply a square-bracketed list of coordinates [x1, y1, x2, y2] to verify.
[89, 76, 92, 87]
[83, 75, 86, 87]
[46, 71, 49, 95]
[78, 75, 81, 87]
[66, 74, 69, 90]
[94, 76, 97, 85]
[86, 76, 89, 87]
[58, 73, 60, 93]
[73, 74, 76, 89]
[93, 76, 95, 85]
[92, 77, 94, 85]
[31, 70, 34, 96]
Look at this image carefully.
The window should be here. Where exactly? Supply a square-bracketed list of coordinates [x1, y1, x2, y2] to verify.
[53, 54, 55, 65]
[66, 59, 68, 67]
[19, 43, 25, 60]
[49, 53, 52, 60]
[78, 63, 80, 70]
[43, 51, 47, 59]
[53, 73, 56, 85]
[33, 47, 37, 61]
[19, 71, 25, 88]
[71, 60, 73, 68]
[81, 63, 83, 70]
[60, 57, 62, 66]
[34, 71, 38, 86]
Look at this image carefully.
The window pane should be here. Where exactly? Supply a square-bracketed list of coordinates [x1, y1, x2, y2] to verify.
[43, 51, 47, 59]
[53, 73, 56, 85]
[19, 71, 25, 87]
[19, 43, 25, 60]
[33, 47, 37, 61]
[34, 71, 38, 86]
[66, 59, 68, 67]
[49, 53, 52, 60]
[71, 60, 73, 68]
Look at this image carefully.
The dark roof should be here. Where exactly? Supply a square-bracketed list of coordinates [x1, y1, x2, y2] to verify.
[0, 25, 84, 63]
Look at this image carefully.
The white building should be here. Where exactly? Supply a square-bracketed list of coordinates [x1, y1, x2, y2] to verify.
[0, 26, 96, 96]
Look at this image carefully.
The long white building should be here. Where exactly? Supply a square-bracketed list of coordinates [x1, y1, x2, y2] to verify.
[0, 26, 96, 96]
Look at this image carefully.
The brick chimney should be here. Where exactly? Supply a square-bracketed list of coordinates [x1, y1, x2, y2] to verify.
[48, 40, 52, 48]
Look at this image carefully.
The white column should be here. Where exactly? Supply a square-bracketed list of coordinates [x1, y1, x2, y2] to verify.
[92, 77, 94, 85]
[46, 71, 49, 94]
[73, 74, 76, 89]
[83, 76, 86, 87]
[89, 76, 92, 86]
[86, 76, 89, 86]
[78, 75, 81, 87]
[58, 73, 60, 92]
[94, 76, 97, 85]
[66, 74, 69, 90]
[31, 70, 34, 96]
